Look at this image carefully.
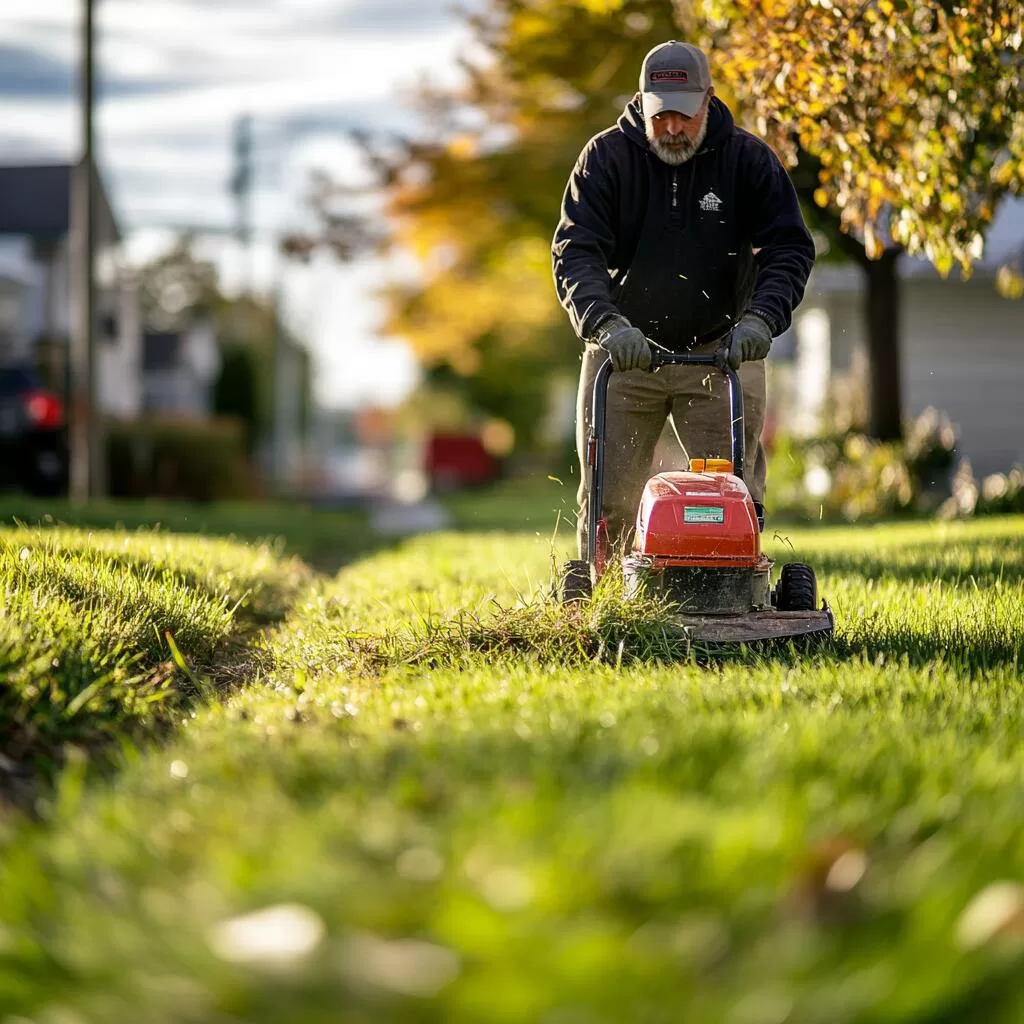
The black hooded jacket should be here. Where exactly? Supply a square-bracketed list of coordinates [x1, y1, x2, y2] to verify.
[551, 96, 815, 349]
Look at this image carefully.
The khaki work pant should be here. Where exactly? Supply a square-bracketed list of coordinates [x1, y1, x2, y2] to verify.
[575, 339, 767, 557]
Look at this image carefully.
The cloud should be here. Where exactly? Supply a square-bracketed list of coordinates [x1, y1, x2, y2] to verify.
[0, 43, 72, 98]
[0, 130, 65, 162]
[0, 10, 456, 110]
[0, 40, 236, 102]
[310, 0, 460, 35]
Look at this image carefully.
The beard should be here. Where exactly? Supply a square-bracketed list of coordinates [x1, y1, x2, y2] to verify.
[645, 115, 708, 166]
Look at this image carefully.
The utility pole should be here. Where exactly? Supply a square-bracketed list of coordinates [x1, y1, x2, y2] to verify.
[272, 279, 290, 494]
[231, 114, 254, 294]
[69, 0, 96, 502]
[231, 114, 291, 494]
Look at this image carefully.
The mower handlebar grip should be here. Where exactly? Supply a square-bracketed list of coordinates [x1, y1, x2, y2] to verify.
[648, 345, 730, 372]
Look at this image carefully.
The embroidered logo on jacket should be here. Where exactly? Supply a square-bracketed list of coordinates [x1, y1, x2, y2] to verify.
[699, 191, 723, 212]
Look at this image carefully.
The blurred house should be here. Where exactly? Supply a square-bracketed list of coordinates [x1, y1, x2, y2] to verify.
[0, 162, 142, 418]
[142, 321, 221, 417]
[307, 405, 389, 500]
[264, 334, 312, 493]
[0, 270, 31, 356]
[779, 197, 1024, 476]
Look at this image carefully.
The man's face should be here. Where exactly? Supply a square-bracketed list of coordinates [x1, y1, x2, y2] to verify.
[645, 89, 713, 166]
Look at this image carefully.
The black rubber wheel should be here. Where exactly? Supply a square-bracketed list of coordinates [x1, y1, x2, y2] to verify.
[775, 563, 818, 612]
[559, 559, 593, 603]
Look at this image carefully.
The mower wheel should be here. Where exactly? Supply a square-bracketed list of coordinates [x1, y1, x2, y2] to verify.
[775, 563, 818, 612]
[559, 559, 593, 603]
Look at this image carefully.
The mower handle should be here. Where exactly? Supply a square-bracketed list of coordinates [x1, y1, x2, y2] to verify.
[649, 346, 730, 371]
[586, 344, 745, 567]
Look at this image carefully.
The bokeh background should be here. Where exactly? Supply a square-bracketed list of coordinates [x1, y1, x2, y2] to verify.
[0, 0, 1021, 527]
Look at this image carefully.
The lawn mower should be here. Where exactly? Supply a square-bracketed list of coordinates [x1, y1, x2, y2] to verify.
[560, 347, 835, 644]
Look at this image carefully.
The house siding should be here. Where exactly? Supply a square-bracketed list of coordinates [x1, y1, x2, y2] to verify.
[791, 273, 1024, 478]
[902, 280, 1024, 477]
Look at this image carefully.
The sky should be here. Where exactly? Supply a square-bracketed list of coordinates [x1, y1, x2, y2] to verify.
[0, 0, 475, 409]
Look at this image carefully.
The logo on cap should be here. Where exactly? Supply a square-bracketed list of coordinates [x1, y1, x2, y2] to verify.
[650, 69, 689, 83]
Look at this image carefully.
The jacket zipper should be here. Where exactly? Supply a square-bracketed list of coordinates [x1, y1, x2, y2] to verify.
[671, 170, 678, 209]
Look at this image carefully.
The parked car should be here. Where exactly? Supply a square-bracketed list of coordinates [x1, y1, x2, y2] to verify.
[0, 365, 68, 496]
[424, 432, 499, 491]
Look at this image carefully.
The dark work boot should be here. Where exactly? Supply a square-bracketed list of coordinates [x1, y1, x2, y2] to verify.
[753, 501, 766, 533]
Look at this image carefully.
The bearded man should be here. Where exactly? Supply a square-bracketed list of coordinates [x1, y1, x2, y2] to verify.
[552, 40, 815, 553]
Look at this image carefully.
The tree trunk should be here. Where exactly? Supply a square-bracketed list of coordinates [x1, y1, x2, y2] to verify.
[862, 249, 903, 441]
[795, 163, 905, 442]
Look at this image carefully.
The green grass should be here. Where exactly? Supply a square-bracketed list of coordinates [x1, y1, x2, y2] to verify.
[0, 504, 1023, 1021]
[0, 524, 310, 784]
[0, 496, 374, 572]
[442, 476, 579, 534]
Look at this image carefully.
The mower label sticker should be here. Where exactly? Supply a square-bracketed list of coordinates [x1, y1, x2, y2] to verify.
[684, 505, 725, 524]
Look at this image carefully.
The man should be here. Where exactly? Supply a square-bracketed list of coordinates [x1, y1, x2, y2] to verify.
[552, 40, 815, 555]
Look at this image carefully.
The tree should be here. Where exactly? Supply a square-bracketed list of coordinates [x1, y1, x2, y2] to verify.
[136, 236, 311, 451]
[278, 170, 386, 263]
[361, 1, 682, 451]
[212, 344, 259, 453]
[362, 0, 1022, 447]
[137, 234, 220, 330]
[684, 0, 1023, 437]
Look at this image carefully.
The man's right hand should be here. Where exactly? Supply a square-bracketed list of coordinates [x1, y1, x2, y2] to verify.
[592, 314, 652, 372]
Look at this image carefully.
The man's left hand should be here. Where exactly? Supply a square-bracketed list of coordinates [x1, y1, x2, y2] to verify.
[727, 314, 773, 369]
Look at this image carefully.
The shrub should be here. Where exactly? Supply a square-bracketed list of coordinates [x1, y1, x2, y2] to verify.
[939, 461, 1024, 519]
[768, 407, 959, 521]
[106, 416, 256, 502]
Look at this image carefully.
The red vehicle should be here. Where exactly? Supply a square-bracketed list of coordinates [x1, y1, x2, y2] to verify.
[424, 432, 498, 491]
[0, 366, 68, 496]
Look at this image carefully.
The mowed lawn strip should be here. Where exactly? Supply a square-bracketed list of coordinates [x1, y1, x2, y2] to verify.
[0, 525, 310, 780]
[0, 517, 1022, 1021]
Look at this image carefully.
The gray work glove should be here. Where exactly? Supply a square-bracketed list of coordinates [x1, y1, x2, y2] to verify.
[727, 313, 773, 370]
[592, 314, 652, 372]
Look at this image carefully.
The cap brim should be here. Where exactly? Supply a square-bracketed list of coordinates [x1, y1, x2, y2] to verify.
[642, 90, 706, 118]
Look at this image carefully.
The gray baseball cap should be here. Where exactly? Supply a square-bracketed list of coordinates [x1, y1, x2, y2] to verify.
[640, 41, 711, 118]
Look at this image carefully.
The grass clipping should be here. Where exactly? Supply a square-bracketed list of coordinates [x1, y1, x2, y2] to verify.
[344, 567, 695, 672]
